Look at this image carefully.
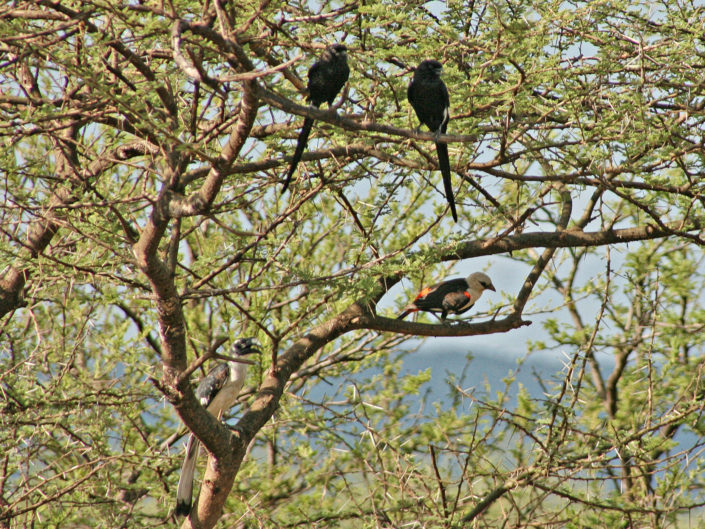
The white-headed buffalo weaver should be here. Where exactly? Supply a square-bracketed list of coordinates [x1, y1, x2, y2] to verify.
[397, 272, 496, 321]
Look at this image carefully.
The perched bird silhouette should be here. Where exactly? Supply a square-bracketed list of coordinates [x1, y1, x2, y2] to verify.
[407, 59, 457, 221]
[397, 272, 495, 321]
[282, 44, 350, 193]
[175, 338, 260, 517]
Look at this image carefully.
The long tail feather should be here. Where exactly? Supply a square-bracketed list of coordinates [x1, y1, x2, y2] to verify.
[435, 142, 457, 222]
[282, 117, 315, 193]
[175, 434, 200, 516]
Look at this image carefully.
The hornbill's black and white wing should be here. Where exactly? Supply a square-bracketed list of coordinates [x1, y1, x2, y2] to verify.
[175, 338, 260, 517]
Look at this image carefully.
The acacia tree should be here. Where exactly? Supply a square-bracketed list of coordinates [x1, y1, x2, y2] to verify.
[2, 0, 705, 528]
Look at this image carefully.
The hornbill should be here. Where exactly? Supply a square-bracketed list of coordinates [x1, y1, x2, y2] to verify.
[407, 59, 457, 222]
[282, 43, 350, 193]
[397, 272, 495, 321]
[175, 337, 260, 517]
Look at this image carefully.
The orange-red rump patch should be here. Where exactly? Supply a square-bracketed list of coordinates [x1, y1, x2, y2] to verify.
[416, 286, 433, 299]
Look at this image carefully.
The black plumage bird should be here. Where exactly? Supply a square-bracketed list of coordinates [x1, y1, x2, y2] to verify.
[397, 272, 495, 321]
[175, 338, 260, 517]
[407, 59, 457, 221]
[282, 44, 350, 193]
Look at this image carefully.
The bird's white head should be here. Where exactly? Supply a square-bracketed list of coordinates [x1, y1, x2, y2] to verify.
[465, 272, 496, 294]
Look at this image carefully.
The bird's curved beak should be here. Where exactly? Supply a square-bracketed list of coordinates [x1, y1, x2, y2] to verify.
[245, 342, 262, 355]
